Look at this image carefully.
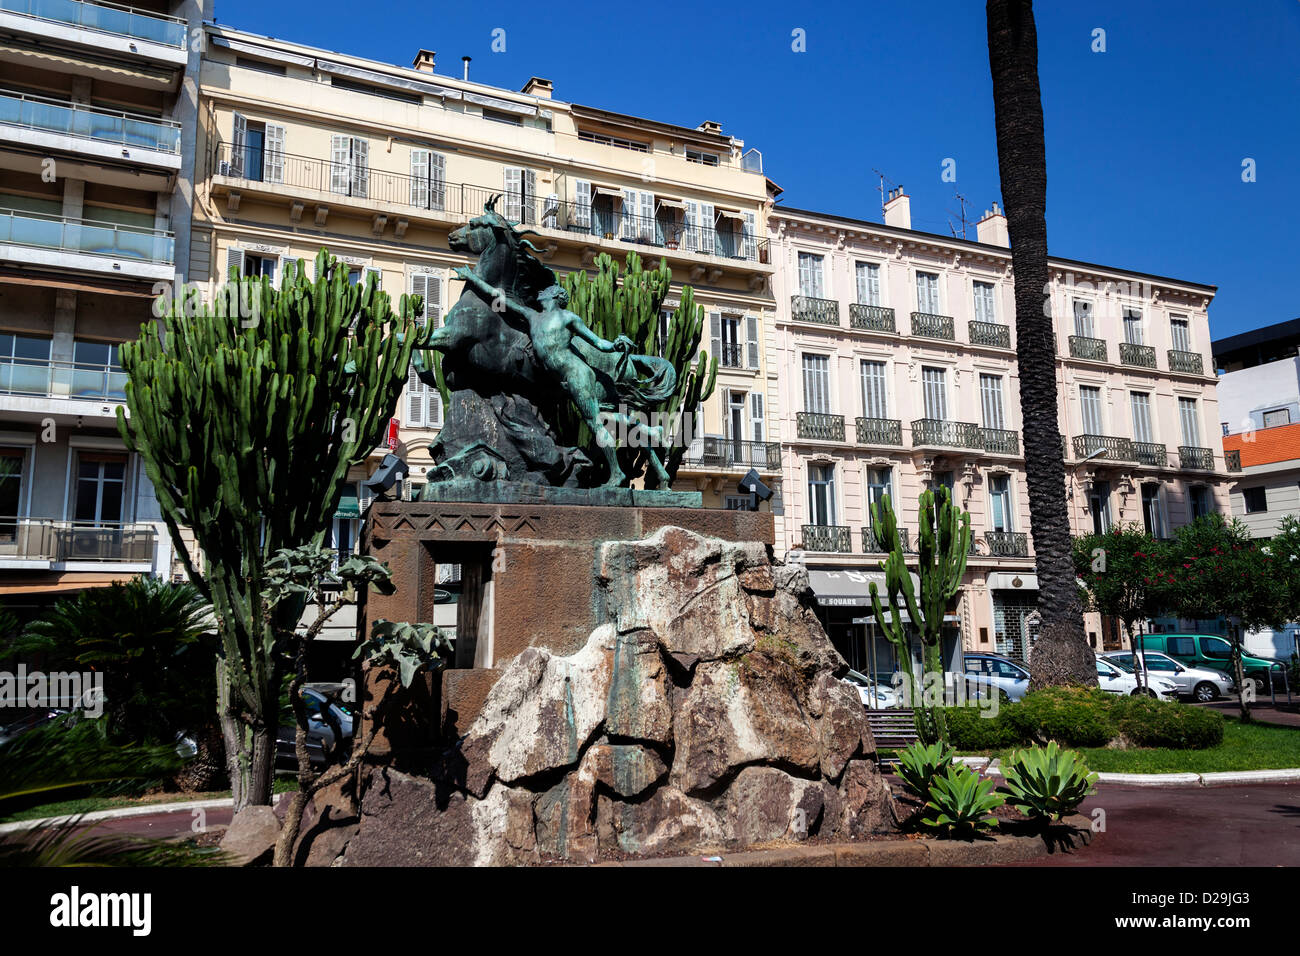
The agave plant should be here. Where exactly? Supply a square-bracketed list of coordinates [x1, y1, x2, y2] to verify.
[999, 741, 1099, 822]
[895, 740, 955, 799]
[919, 765, 1004, 838]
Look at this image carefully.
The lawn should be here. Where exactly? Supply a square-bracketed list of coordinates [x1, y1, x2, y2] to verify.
[0, 776, 299, 824]
[1076, 718, 1300, 774]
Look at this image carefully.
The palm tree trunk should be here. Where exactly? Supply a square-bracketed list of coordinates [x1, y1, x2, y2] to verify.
[986, 0, 1094, 688]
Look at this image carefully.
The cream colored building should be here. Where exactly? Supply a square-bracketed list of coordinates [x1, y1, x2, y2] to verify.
[0, 0, 206, 612]
[769, 193, 1228, 676]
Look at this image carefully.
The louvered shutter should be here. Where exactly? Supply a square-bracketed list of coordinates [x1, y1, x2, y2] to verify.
[231, 112, 247, 177]
[980, 374, 1005, 429]
[745, 314, 760, 369]
[621, 188, 638, 240]
[1179, 397, 1200, 447]
[709, 311, 722, 363]
[1131, 393, 1153, 443]
[699, 202, 716, 255]
[330, 135, 349, 194]
[574, 180, 592, 229]
[406, 365, 425, 427]
[1073, 300, 1093, 338]
[279, 255, 296, 288]
[225, 246, 244, 282]
[750, 392, 764, 442]
[430, 152, 445, 210]
[1080, 386, 1103, 435]
[742, 211, 757, 260]
[264, 123, 285, 183]
[504, 167, 522, 222]
[860, 360, 887, 419]
[922, 367, 947, 420]
[351, 138, 369, 199]
[410, 148, 429, 208]
[683, 201, 698, 252]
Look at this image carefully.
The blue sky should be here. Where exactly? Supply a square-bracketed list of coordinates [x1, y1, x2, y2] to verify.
[212, 0, 1299, 341]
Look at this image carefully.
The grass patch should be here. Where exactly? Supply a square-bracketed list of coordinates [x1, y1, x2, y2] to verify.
[0, 776, 300, 824]
[1076, 719, 1300, 774]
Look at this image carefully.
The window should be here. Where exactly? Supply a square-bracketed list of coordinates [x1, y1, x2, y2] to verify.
[860, 360, 888, 419]
[922, 366, 947, 420]
[726, 390, 746, 446]
[979, 373, 1005, 430]
[73, 453, 127, 525]
[723, 495, 752, 511]
[504, 167, 536, 225]
[71, 341, 125, 399]
[332, 77, 421, 105]
[1072, 299, 1094, 338]
[802, 354, 831, 414]
[235, 56, 287, 76]
[0, 333, 52, 394]
[482, 108, 523, 126]
[1263, 408, 1290, 428]
[1122, 308, 1144, 345]
[685, 148, 719, 166]
[1141, 483, 1166, 538]
[226, 248, 277, 285]
[1170, 637, 1196, 656]
[330, 134, 369, 197]
[0, 448, 24, 532]
[1200, 637, 1233, 661]
[1190, 485, 1212, 520]
[231, 116, 285, 184]
[807, 463, 837, 526]
[1243, 487, 1267, 514]
[683, 200, 716, 254]
[718, 314, 741, 367]
[989, 474, 1012, 532]
[1130, 392, 1153, 443]
[1178, 397, 1201, 447]
[656, 309, 671, 352]
[855, 262, 881, 306]
[1080, 385, 1104, 435]
[620, 188, 655, 242]
[709, 313, 758, 369]
[933, 470, 955, 495]
[409, 148, 446, 210]
[1170, 315, 1191, 352]
[916, 271, 941, 314]
[1089, 480, 1112, 535]
[797, 252, 825, 298]
[577, 129, 649, 153]
[406, 273, 443, 428]
[866, 466, 892, 511]
[973, 281, 996, 323]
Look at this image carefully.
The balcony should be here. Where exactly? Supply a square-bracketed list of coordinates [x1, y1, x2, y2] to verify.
[0, 207, 174, 280]
[0, 357, 126, 406]
[0, 89, 182, 168]
[790, 295, 840, 326]
[1167, 350, 1204, 375]
[1226, 449, 1241, 473]
[1119, 342, 1157, 369]
[680, 438, 781, 472]
[969, 320, 1011, 349]
[0, 518, 156, 564]
[1072, 434, 1134, 462]
[1068, 335, 1108, 362]
[797, 412, 845, 442]
[911, 312, 955, 341]
[855, 417, 903, 446]
[981, 427, 1020, 456]
[862, 526, 912, 554]
[912, 419, 982, 451]
[801, 524, 852, 553]
[1133, 441, 1168, 467]
[0, 0, 188, 63]
[849, 304, 895, 333]
[717, 343, 745, 369]
[1178, 446, 1215, 471]
[986, 531, 1030, 557]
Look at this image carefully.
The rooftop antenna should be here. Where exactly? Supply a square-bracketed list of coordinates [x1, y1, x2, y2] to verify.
[872, 169, 897, 220]
[946, 189, 972, 240]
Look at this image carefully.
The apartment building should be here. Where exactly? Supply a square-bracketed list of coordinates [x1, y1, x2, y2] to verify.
[0, 0, 205, 612]
[1213, 317, 1300, 436]
[770, 191, 1228, 676]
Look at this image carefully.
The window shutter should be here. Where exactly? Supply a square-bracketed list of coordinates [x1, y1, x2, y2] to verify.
[279, 255, 296, 288]
[521, 169, 536, 224]
[1179, 397, 1200, 447]
[1080, 386, 1103, 435]
[1073, 300, 1093, 338]
[365, 266, 382, 290]
[745, 314, 760, 369]
[410, 148, 429, 208]
[922, 367, 947, 420]
[330, 134, 349, 194]
[980, 374, 1005, 430]
[699, 202, 716, 255]
[750, 392, 764, 442]
[709, 311, 722, 363]
[1131, 393, 1153, 443]
[683, 201, 698, 252]
[621, 188, 638, 240]
[575, 180, 591, 229]
[406, 365, 424, 427]
[425, 279, 444, 426]
[504, 167, 522, 222]
[861, 360, 887, 419]
[264, 123, 285, 183]
[225, 246, 244, 283]
[351, 138, 369, 199]
[742, 211, 757, 261]
[231, 112, 247, 177]
[430, 152, 445, 210]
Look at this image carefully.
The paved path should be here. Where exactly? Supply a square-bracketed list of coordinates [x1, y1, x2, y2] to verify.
[1017, 782, 1300, 866]
[1200, 702, 1300, 728]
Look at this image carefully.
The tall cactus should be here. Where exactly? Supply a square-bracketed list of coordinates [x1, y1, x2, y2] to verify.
[561, 252, 717, 487]
[868, 486, 972, 744]
[115, 248, 425, 810]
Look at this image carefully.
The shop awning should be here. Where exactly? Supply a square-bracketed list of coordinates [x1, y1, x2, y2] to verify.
[807, 568, 915, 607]
[987, 571, 1039, 591]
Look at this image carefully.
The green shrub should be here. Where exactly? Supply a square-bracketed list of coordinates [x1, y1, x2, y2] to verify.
[895, 741, 954, 799]
[945, 705, 1025, 751]
[919, 764, 1004, 837]
[1109, 694, 1225, 749]
[1000, 742, 1099, 822]
[1008, 687, 1117, 748]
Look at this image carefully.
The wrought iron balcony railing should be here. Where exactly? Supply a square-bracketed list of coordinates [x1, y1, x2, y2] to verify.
[0, 518, 156, 562]
[717, 343, 744, 368]
[1119, 342, 1157, 369]
[797, 411, 845, 442]
[1226, 449, 1241, 473]
[862, 526, 912, 554]
[912, 418, 982, 450]
[849, 303, 895, 333]
[1167, 349, 1204, 374]
[1133, 441, 1168, 467]
[981, 427, 1020, 455]
[0, 0, 188, 48]
[1068, 335, 1108, 362]
[790, 295, 840, 326]
[0, 207, 174, 264]
[1072, 434, 1134, 461]
[969, 320, 1011, 349]
[680, 437, 782, 472]
[0, 357, 126, 400]
[855, 417, 903, 446]
[0, 88, 182, 155]
[1179, 445, 1215, 471]
[986, 531, 1030, 557]
[802, 524, 852, 553]
[911, 312, 955, 341]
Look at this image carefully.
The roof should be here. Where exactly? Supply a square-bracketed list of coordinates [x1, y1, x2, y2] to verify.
[1222, 422, 1300, 467]
[1212, 317, 1300, 361]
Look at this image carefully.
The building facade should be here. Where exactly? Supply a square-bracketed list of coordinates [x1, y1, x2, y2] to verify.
[769, 195, 1230, 677]
[0, 0, 206, 615]
[1213, 317, 1300, 436]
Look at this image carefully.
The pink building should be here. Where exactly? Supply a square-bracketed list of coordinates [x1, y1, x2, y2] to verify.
[768, 194, 1228, 677]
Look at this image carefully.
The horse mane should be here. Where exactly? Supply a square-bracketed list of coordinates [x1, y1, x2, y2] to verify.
[479, 196, 556, 303]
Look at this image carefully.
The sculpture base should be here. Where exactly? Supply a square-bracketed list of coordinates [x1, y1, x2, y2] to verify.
[417, 478, 702, 508]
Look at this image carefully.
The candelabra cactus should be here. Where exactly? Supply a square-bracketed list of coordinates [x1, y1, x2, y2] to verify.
[868, 486, 972, 745]
[115, 248, 426, 810]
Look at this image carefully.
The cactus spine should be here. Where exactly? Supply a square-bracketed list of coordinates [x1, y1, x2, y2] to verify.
[115, 248, 424, 809]
[868, 486, 972, 745]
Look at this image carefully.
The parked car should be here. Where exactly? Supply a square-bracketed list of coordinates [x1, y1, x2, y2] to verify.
[0, 709, 68, 748]
[1101, 650, 1234, 702]
[1133, 633, 1285, 694]
[1095, 656, 1178, 699]
[275, 687, 356, 769]
[840, 669, 900, 708]
[962, 653, 1031, 702]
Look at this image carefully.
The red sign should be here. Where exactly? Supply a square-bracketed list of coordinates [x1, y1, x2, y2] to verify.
[386, 418, 400, 450]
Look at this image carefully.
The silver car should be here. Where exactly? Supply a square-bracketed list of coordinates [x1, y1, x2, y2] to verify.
[962, 653, 1031, 702]
[1101, 650, 1234, 702]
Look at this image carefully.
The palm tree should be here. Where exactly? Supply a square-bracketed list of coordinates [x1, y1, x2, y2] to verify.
[986, 0, 1094, 687]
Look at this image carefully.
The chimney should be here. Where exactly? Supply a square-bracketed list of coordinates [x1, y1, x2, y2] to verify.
[411, 49, 436, 73]
[697, 120, 722, 135]
[883, 186, 911, 230]
[462, 56, 471, 81]
[522, 76, 553, 98]
[977, 202, 1009, 247]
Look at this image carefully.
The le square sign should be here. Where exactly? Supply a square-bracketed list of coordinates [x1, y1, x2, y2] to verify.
[386, 418, 400, 450]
